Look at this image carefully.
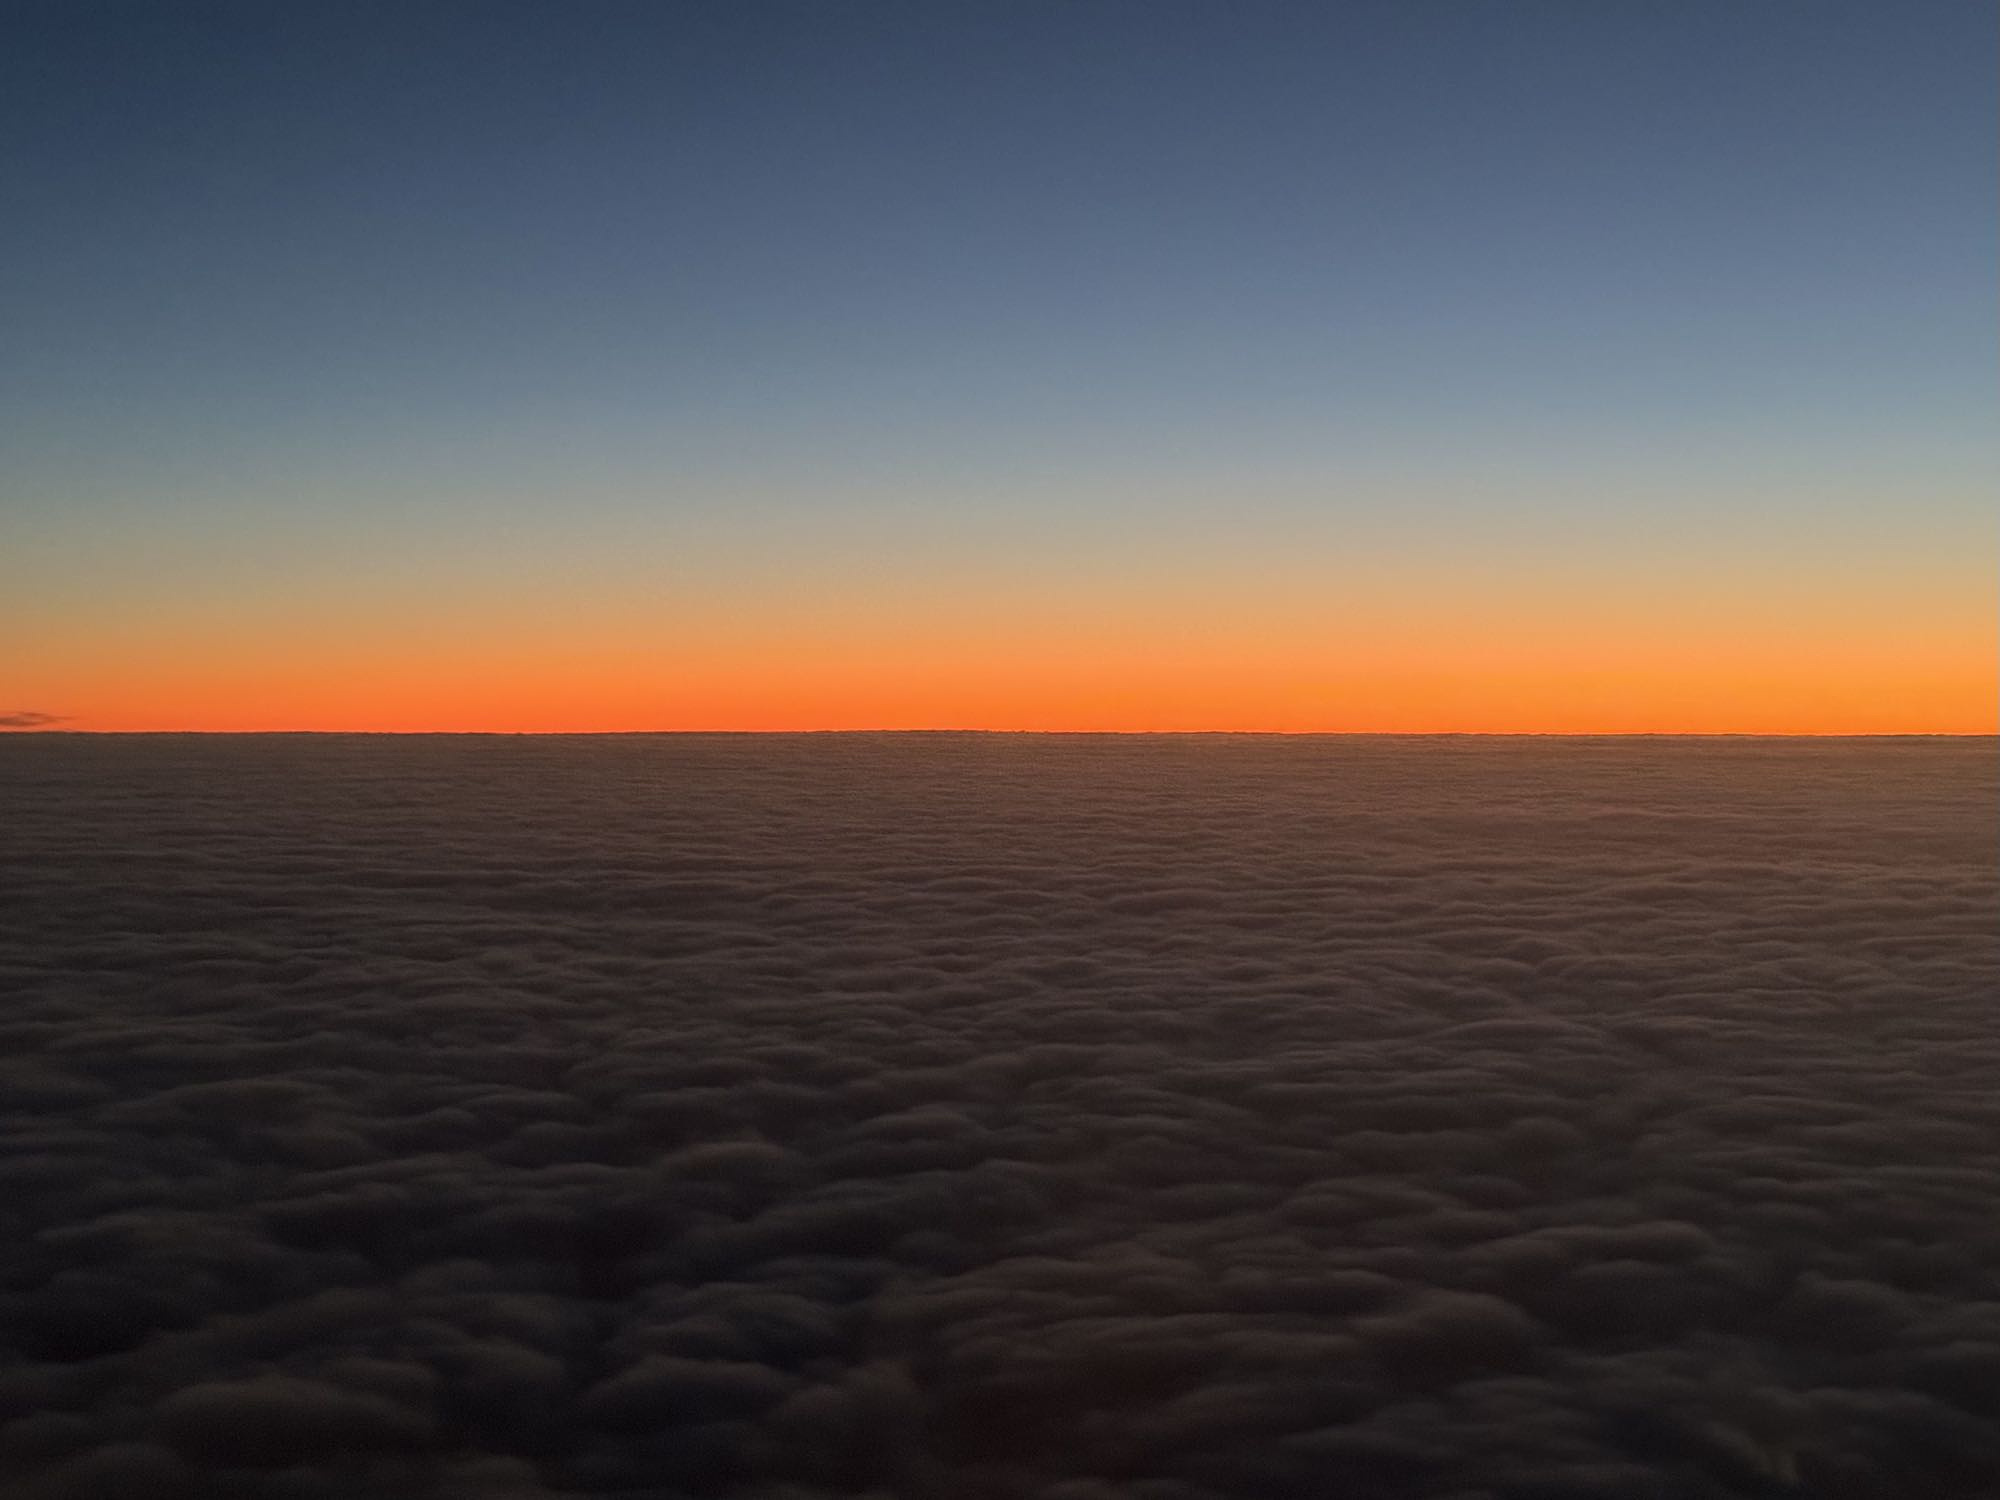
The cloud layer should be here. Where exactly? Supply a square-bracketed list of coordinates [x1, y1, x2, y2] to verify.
[1, 733, 1995, 1498]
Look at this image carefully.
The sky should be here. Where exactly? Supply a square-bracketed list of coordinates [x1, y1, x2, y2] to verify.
[3, 0, 1993, 733]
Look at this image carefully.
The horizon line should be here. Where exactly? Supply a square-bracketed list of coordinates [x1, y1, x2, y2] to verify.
[4, 728, 1994, 741]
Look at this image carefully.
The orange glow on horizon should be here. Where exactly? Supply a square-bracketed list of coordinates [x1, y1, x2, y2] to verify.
[12, 465, 1992, 738]
[13, 613, 1995, 736]
[10, 536, 1994, 736]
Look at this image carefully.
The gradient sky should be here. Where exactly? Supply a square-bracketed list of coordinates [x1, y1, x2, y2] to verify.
[4, 0, 1993, 732]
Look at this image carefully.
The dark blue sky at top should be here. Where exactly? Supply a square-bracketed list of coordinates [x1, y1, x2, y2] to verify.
[2, 1, 1991, 551]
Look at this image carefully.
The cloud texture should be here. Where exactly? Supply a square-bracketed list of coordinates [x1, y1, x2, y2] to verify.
[1, 733, 1995, 1498]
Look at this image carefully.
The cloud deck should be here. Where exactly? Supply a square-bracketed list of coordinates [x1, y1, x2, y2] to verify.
[1, 734, 1995, 1497]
